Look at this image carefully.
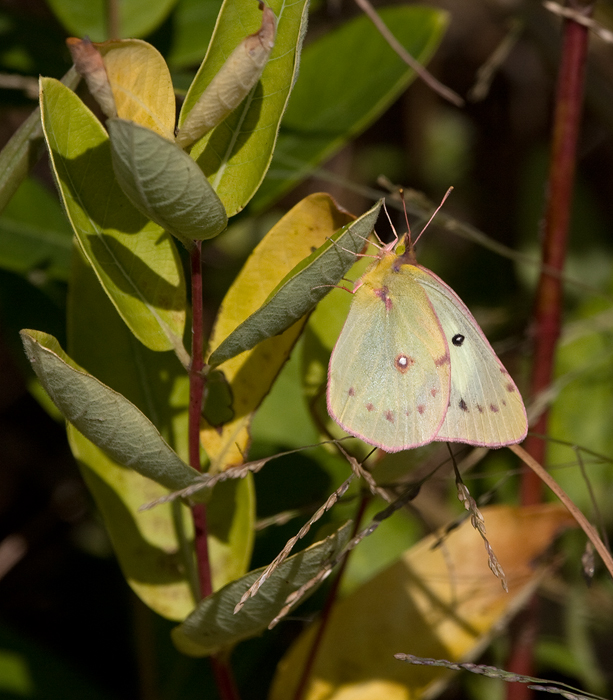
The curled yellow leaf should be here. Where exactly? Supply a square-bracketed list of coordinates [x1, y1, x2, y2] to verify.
[176, 3, 277, 149]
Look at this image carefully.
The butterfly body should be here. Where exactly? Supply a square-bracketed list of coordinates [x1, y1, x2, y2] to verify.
[327, 241, 527, 452]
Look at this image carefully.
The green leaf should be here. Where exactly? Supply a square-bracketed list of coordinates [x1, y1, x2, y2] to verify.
[46, 0, 179, 41]
[253, 5, 449, 210]
[181, 0, 309, 216]
[108, 118, 227, 246]
[167, 0, 222, 69]
[548, 298, 613, 514]
[40, 77, 187, 355]
[0, 67, 80, 217]
[172, 521, 352, 656]
[20, 329, 201, 494]
[208, 199, 382, 367]
[65, 247, 254, 619]
[0, 177, 73, 280]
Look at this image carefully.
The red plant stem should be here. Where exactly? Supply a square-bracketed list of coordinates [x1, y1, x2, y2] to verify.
[293, 494, 371, 700]
[189, 241, 212, 597]
[521, 1, 592, 505]
[507, 7, 592, 700]
[188, 243, 240, 699]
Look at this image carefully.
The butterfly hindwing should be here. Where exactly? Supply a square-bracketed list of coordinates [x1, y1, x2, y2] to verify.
[413, 266, 528, 446]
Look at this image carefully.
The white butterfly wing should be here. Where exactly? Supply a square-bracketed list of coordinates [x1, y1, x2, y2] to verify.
[327, 262, 451, 452]
[414, 266, 528, 446]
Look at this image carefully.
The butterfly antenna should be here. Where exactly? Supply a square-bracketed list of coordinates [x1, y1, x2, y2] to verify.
[399, 188, 413, 249]
[412, 186, 453, 248]
[375, 200, 396, 252]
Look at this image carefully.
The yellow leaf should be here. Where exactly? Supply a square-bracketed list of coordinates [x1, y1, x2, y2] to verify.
[68, 425, 197, 620]
[269, 504, 576, 700]
[99, 39, 175, 140]
[202, 193, 354, 471]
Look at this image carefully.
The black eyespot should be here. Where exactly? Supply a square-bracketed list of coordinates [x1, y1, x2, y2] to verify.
[452, 334, 465, 347]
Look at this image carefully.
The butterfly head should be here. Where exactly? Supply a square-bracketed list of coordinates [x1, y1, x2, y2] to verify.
[395, 235, 418, 265]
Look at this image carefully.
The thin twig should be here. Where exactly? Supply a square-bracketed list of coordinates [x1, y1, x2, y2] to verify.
[353, 0, 464, 107]
[544, 1, 613, 43]
[140, 441, 349, 510]
[468, 20, 523, 102]
[509, 444, 613, 579]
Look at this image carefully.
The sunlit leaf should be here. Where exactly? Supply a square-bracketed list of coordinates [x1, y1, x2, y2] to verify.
[201, 193, 354, 471]
[40, 77, 186, 354]
[208, 199, 382, 367]
[0, 67, 80, 217]
[181, 0, 309, 216]
[100, 39, 176, 139]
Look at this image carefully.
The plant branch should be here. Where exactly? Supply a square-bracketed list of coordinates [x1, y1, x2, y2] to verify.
[353, 0, 464, 107]
[510, 444, 613, 579]
[189, 241, 212, 599]
[189, 242, 240, 700]
[522, 0, 593, 504]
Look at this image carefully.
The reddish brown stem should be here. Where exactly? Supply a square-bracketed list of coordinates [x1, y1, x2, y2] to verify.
[210, 656, 241, 700]
[508, 6, 592, 700]
[293, 494, 370, 700]
[189, 241, 212, 597]
[188, 242, 239, 699]
[522, 1, 592, 505]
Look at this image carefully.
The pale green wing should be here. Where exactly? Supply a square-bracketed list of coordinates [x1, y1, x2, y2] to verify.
[413, 266, 528, 447]
[327, 258, 450, 452]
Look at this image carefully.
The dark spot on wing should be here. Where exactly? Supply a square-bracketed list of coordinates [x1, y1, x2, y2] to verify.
[435, 352, 450, 367]
[452, 334, 465, 347]
[348, 387, 355, 396]
[459, 398, 468, 412]
[394, 354, 414, 373]
[385, 410, 394, 423]
[476, 404, 484, 413]
[374, 286, 392, 311]
[431, 388, 438, 397]
[417, 404, 425, 415]
[365, 403, 374, 412]
[489, 404, 499, 413]
[506, 383, 516, 393]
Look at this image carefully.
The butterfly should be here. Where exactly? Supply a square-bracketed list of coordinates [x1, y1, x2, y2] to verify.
[326, 192, 528, 453]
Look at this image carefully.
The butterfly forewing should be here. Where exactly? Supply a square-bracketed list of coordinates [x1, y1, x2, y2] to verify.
[414, 267, 528, 446]
[327, 255, 451, 451]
